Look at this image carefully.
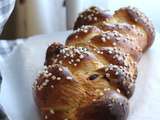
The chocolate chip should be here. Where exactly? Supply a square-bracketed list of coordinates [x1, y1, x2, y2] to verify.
[88, 74, 99, 80]
[105, 77, 110, 82]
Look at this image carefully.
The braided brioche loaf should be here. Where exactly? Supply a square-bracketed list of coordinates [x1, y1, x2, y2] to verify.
[33, 6, 155, 120]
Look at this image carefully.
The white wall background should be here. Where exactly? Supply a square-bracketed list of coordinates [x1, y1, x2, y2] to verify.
[16, 0, 160, 37]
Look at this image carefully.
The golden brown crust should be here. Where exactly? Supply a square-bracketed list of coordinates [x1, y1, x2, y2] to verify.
[34, 6, 155, 120]
[114, 6, 155, 51]
[74, 6, 112, 30]
[34, 64, 83, 120]
[77, 91, 129, 120]
[34, 64, 130, 120]
[45, 42, 102, 74]
[73, 6, 155, 52]
[66, 25, 102, 46]
[98, 47, 137, 98]
[90, 31, 142, 61]
[35, 42, 137, 119]
[98, 23, 146, 52]
[67, 25, 142, 61]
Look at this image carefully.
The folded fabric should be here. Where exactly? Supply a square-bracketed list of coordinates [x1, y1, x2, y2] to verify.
[0, 105, 8, 120]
